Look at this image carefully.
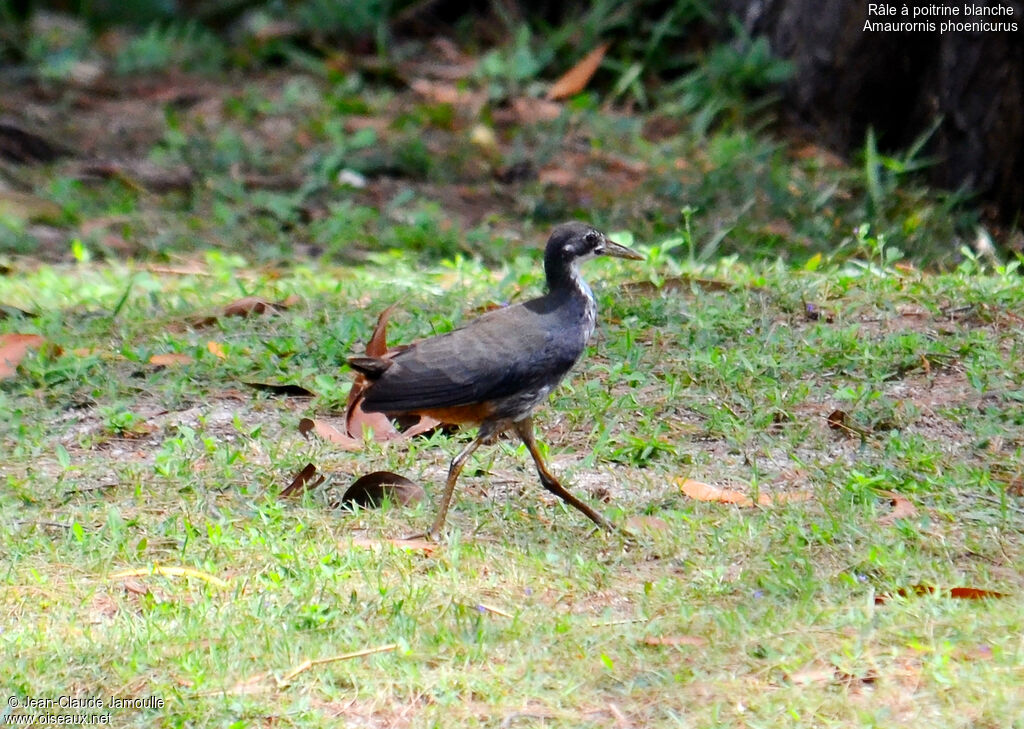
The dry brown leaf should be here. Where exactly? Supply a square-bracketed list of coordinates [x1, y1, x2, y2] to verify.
[547, 43, 610, 100]
[339, 471, 425, 509]
[678, 478, 754, 507]
[948, 586, 1009, 600]
[877, 490, 917, 525]
[345, 305, 443, 443]
[0, 333, 45, 379]
[826, 408, 849, 430]
[298, 418, 362, 451]
[189, 296, 295, 328]
[642, 635, 707, 647]
[280, 463, 326, 499]
[244, 381, 315, 397]
[677, 478, 808, 508]
[366, 303, 397, 358]
[207, 341, 226, 359]
[876, 584, 1009, 604]
[222, 296, 286, 318]
[149, 352, 193, 366]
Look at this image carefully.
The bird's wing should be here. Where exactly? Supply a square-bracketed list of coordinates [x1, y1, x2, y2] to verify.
[359, 302, 583, 413]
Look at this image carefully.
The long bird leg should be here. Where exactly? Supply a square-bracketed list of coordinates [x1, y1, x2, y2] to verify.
[409, 421, 496, 540]
[513, 416, 615, 532]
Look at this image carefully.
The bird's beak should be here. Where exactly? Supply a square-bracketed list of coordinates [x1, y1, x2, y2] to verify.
[600, 238, 645, 261]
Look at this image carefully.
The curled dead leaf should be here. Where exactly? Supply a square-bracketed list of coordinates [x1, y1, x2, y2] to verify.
[223, 296, 288, 318]
[207, 341, 227, 359]
[149, 352, 193, 366]
[345, 304, 444, 443]
[678, 478, 754, 507]
[877, 490, 917, 525]
[280, 463, 326, 499]
[876, 584, 1009, 604]
[0, 333, 46, 379]
[340, 471, 425, 509]
[677, 478, 811, 508]
[190, 295, 296, 328]
[827, 408, 849, 430]
[245, 381, 315, 397]
[547, 43, 610, 100]
[298, 418, 362, 451]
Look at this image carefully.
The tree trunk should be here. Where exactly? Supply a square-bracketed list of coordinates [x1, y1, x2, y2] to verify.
[725, 0, 1024, 222]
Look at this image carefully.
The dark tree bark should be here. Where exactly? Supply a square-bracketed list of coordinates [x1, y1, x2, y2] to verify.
[724, 0, 1024, 222]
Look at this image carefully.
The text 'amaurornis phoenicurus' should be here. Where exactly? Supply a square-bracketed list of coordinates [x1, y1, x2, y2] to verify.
[348, 222, 643, 539]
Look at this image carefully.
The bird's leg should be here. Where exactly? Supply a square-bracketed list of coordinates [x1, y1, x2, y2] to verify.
[513, 416, 615, 532]
[406, 423, 495, 541]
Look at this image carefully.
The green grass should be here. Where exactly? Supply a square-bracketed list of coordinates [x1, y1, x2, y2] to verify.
[2, 242, 1023, 727]
[1, 13, 1022, 728]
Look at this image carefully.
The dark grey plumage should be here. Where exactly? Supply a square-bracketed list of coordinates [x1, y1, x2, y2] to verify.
[347, 222, 643, 538]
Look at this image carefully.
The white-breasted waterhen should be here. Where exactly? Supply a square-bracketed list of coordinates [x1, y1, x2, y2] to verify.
[348, 222, 643, 538]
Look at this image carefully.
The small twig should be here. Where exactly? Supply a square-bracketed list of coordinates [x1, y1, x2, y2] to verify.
[589, 618, 647, 628]
[12, 520, 72, 529]
[279, 643, 398, 684]
[475, 603, 513, 618]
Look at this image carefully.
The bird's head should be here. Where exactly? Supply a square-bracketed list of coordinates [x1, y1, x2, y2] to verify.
[545, 222, 644, 270]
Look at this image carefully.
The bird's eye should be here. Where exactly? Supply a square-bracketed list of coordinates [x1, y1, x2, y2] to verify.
[585, 232, 599, 245]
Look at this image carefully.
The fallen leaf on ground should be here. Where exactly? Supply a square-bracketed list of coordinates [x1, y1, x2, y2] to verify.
[0, 333, 45, 379]
[345, 305, 443, 443]
[678, 478, 755, 506]
[149, 352, 193, 366]
[827, 408, 870, 437]
[340, 471, 425, 509]
[280, 463, 326, 499]
[190, 295, 297, 328]
[207, 341, 227, 359]
[547, 43, 610, 100]
[642, 635, 707, 647]
[677, 478, 811, 508]
[223, 296, 293, 317]
[244, 381, 315, 397]
[876, 585, 1009, 604]
[298, 417, 362, 451]
[877, 490, 917, 525]
[827, 408, 849, 430]
[345, 537, 437, 554]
